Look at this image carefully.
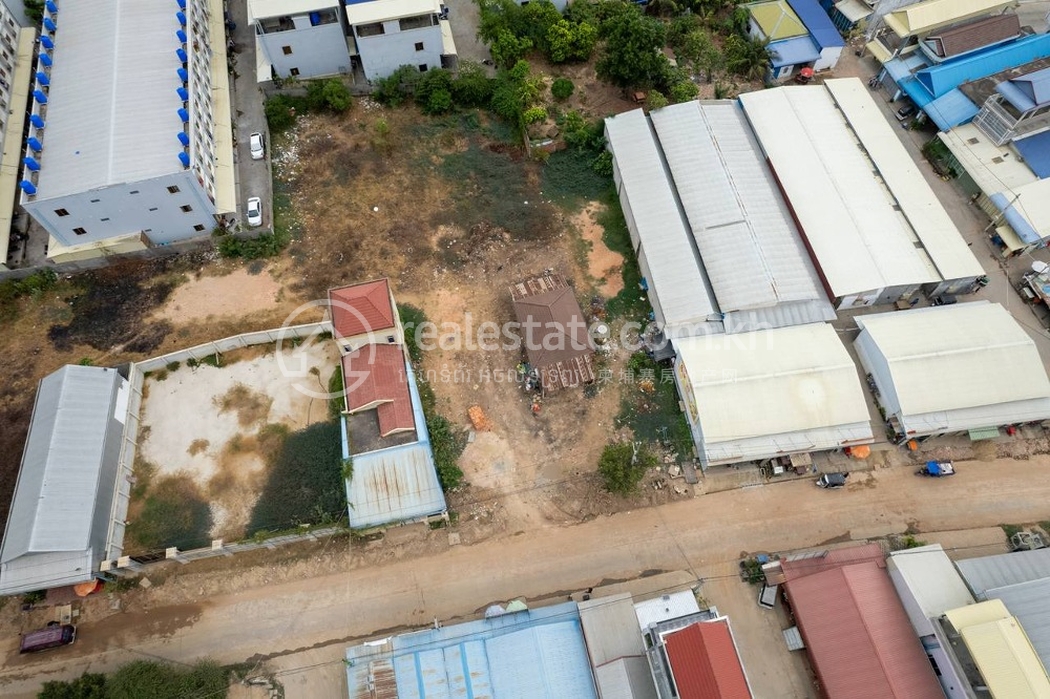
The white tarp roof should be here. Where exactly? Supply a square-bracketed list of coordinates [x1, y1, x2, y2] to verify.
[739, 85, 942, 298]
[605, 110, 721, 335]
[855, 302, 1050, 434]
[677, 323, 873, 465]
[649, 101, 834, 333]
[33, 0, 185, 199]
[826, 79, 983, 282]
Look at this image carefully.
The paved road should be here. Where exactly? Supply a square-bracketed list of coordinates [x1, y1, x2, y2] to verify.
[227, 0, 273, 232]
[3, 458, 1050, 696]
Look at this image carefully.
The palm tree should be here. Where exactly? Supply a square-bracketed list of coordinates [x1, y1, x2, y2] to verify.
[725, 34, 771, 83]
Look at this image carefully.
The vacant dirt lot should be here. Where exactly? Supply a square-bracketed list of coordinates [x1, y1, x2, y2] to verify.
[135, 340, 339, 542]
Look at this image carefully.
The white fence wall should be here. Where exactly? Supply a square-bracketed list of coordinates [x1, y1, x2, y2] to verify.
[135, 321, 332, 372]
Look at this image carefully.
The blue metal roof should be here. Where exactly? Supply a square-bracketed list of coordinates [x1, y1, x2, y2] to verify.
[342, 360, 447, 529]
[912, 33, 1050, 101]
[918, 88, 980, 130]
[1015, 131, 1050, 179]
[883, 52, 930, 84]
[347, 602, 598, 699]
[997, 66, 1050, 112]
[991, 192, 1042, 244]
[786, 0, 845, 49]
[769, 35, 822, 68]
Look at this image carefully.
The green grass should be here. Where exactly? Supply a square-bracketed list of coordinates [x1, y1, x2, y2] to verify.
[599, 192, 651, 321]
[540, 151, 612, 208]
[617, 352, 692, 456]
[328, 365, 344, 421]
[127, 475, 212, 552]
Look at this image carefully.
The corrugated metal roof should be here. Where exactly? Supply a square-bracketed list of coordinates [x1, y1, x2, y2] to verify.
[346, 441, 445, 529]
[785, 0, 845, 50]
[768, 35, 822, 68]
[938, 123, 1039, 194]
[594, 657, 659, 699]
[739, 85, 942, 299]
[910, 33, 1050, 102]
[854, 302, 1050, 433]
[0, 366, 126, 595]
[998, 66, 1050, 111]
[987, 579, 1050, 675]
[784, 558, 944, 699]
[924, 14, 1021, 60]
[884, 0, 1017, 38]
[345, 0, 442, 25]
[917, 88, 981, 131]
[634, 591, 701, 631]
[664, 619, 753, 699]
[957, 549, 1050, 600]
[34, 0, 185, 199]
[747, 1, 808, 41]
[346, 602, 597, 699]
[248, 0, 338, 20]
[946, 600, 1050, 698]
[676, 324, 873, 465]
[579, 594, 649, 667]
[605, 109, 721, 335]
[887, 544, 976, 635]
[825, 78, 984, 282]
[511, 274, 596, 390]
[1015, 131, 1050, 180]
[649, 102, 834, 333]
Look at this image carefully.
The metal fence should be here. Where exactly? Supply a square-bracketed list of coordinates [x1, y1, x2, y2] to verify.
[135, 320, 332, 372]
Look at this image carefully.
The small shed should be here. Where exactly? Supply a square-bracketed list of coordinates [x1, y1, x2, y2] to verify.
[510, 273, 595, 392]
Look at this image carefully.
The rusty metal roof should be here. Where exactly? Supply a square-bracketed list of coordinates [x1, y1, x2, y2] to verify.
[510, 274, 596, 392]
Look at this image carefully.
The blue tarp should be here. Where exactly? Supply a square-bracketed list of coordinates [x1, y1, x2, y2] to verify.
[786, 0, 845, 50]
[769, 35, 822, 68]
[991, 192, 1043, 244]
[1015, 131, 1050, 179]
[920, 89, 981, 130]
[913, 33, 1050, 101]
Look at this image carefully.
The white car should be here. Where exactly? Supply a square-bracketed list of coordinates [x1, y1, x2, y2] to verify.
[249, 132, 265, 160]
[246, 197, 262, 227]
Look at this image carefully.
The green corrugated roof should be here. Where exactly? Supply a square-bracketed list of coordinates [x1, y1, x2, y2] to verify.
[748, 1, 808, 41]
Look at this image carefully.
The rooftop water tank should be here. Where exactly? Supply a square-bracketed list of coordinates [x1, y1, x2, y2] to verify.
[39, 53, 52, 67]
[178, 131, 190, 146]
[177, 29, 187, 43]
[43, 17, 56, 32]
[32, 89, 47, 104]
[35, 71, 49, 86]
[29, 115, 44, 129]
[45, 0, 57, 12]
[176, 48, 187, 63]
[177, 67, 188, 82]
[20, 180, 36, 195]
[40, 35, 54, 49]
[176, 11, 186, 25]
[23, 156, 39, 171]
[177, 107, 189, 122]
[178, 151, 190, 167]
[27, 136, 43, 151]
[177, 86, 189, 101]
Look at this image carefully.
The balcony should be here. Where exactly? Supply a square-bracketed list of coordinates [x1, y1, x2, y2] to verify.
[975, 96, 1050, 146]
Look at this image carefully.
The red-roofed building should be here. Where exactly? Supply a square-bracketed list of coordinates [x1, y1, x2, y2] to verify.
[663, 619, 753, 699]
[781, 545, 943, 699]
[328, 279, 402, 354]
[341, 344, 415, 437]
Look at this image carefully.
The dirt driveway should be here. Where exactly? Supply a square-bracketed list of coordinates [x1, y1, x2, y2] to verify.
[3, 457, 1050, 698]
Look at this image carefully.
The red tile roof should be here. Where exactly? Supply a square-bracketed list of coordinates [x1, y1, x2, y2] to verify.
[341, 344, 415, 437]
[329, 279, 396, 339]
[665, 620, 752, 699]
[783, 549, 943, 699]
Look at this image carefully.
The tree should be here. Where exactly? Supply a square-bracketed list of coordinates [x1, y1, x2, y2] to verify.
[551, 77, 575, 100]
[678, 30, 723, 82]
[264, 95, 298, 132]
[724, 34, 771, 82]
[38, 673, 106, 699]
[490, 28, 533, 68]
[521, 0, 564, 54]
[547, 19, 598, 63]
[321, 79, 353, 112]
[414, 68, 454, 107]
[424, 88, 454, 115]
[596, 10, 667, 89]
[24, 0, 44, 24]
[598, 442, 656, 496]
[452, 61, 494, 107]
[668, 78, 698, 103]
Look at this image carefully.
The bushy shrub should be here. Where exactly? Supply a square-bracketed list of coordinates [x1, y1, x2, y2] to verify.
[551, 77, 574, 100]
[598, 442, 656, 496]
[452, 62, 495, 107]
[215, 228, 290, 259]
[668, 78, 698, 103]
[264, 94, 303, 132]
[373, 65, 421, 106]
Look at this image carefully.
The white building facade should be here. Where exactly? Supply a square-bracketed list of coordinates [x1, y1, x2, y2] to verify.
[19, 0, 236, 256]
[0, 0, 35, 269]
[346, 0, 456, 81]
[250, 0, 352, 80]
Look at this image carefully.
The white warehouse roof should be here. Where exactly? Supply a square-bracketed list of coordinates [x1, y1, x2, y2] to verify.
[33, 0, 186, 199]
[887, 544, 976, 637]
[605, 109, 722, 337]
[0, 366, 129, 595]
[739, 83, 945, 299]
[825, 79, 984, 282]
[957, 549, 1050, 600]
[854, 302, 1050, 437]
[648, 101, 835, 333]
[676, 323, 873, 465]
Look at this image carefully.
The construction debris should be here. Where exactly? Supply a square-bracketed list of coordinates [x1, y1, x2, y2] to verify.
[468, 405, 493, 431]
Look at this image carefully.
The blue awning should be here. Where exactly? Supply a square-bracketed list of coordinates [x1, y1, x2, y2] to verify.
[921, 89, 980, 131]
[768, 35, 822, 69]
[1015, 131, 1050, 180]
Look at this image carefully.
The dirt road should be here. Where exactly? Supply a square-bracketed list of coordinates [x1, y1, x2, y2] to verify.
[3, 458, 1049, 697]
